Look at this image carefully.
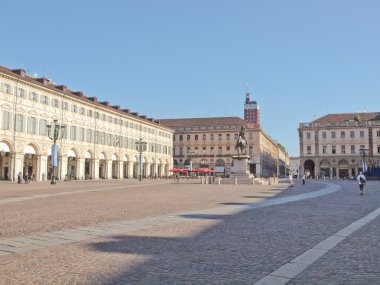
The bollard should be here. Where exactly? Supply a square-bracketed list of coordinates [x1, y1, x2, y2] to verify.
[218, 177, 221, 185]
[234, 176, 238, 185]
[252, 177, 255, 185]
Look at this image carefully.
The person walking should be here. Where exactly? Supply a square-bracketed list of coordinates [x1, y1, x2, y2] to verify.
[302, 174, 306, 185]
[356, 172, 366, 195]
[288, 173, 294, 187]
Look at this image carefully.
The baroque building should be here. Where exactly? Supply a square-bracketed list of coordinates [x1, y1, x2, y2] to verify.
[160, 117, 288, 177]
[298, 113, 380, 179]
[0, 66, 173, 181]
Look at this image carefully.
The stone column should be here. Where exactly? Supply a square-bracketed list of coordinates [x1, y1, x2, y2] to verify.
[60, 156, 68, 181]
[118, 160, 123, 179]
[39, 155, 48, 181]
[145, 163, 150, 178]
[94, 159, 99, 180]
[106, 160, 112, 179]
[77, 158, 84, 180]
[128, 161, 134, 178]
[15, 153, 24, 177]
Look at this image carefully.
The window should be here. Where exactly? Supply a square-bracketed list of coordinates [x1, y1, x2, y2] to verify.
[79, 128, 85, 142]
[249, 146, 253, 154]
[95, 112, 100, 119]
[227, 146, 230, 154]
[29, 91, 39, 102]
[179, 135, 183, 141]
[322, 145, 327, 154]
[114, 118, 118, 124]
[210, 134, 214, 140]
[187, 134, 191, 141]
[202, 147, 206, 155]
[307, 146, 311, 154]
[87, 110, 93, 117]
[218, 147, 222, 155]
[378, 146, 380, 153]
[306, 132, 311, 139]
[234, 134, 238, 140]
[210, 147, 214, 155]
[226, 134, 230, 140]
[350, 131, 355, 138]
[195, 134, 198, 141]
[16, 88, 26, 98]
[341, 131, 345, 138]
[27, 117, 37, 134]
[63, 102, 69, 110]
[249, 132, 253, 140]
[40, 95, 49, 105]
[51, 99, 60, 108]
[101, 114, 106, 121]
[202, 134, 206, 140]
[70, 126, 77, 141]
[179, 147, 183, 156]
[108, 116, 112, 123]
[360, 131, 365, 138]
[86, 129, 92, 143]
[80, 107, 86, 115]
[322, 132, 326, 139]
[332, 131, 336, 138]
[1, 83, 12, 94]
[218, 134, 222, 140]
[71, 105, 77, 113]
[332, 146, 336, 154]
[39, 119, 47, 136]
[377, 131, 380, 137]
[16, 114, 24, 132]
[194, 147, 198, 155]
[341, 145, 346, 154]
[1, 111, 11, 130]
[351, 145, 355, 154]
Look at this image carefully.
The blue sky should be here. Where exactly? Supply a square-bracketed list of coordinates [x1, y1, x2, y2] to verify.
[1, 0, 379, 156]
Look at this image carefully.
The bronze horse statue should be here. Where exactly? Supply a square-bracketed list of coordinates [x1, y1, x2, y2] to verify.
[235, 126, 247, 156]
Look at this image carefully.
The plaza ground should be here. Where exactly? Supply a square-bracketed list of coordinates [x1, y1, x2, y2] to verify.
[0, 178, 379, 284]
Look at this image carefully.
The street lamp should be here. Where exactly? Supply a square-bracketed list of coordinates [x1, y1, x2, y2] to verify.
[135, 138, 147, 181]
[359, 146, 369, 174]
[46, 119, 66, 184]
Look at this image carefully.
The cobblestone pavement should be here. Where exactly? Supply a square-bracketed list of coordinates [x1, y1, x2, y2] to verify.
[0, 178, 379, 284]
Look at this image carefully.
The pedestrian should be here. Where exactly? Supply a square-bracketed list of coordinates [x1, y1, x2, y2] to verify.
[302, 174, 306, 185]
[288, 173, 294, 187]
[17, 171, 22, 184]
[356, 172, 366, 195]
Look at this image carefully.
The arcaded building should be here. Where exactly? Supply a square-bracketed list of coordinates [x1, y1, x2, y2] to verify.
[0, 66, 173, 181]
[298, 113, 380, 178]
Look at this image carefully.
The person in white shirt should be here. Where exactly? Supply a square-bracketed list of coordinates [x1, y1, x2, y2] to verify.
[356, 172, 366, 196]
[288, 173, 294, 187]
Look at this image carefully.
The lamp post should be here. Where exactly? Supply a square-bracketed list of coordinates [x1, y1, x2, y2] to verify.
[359, 147, 369, 175]
[46, 119, 66, 184]
[135, 138, 147, 181]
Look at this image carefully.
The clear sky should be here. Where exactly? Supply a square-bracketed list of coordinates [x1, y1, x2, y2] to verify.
[1, 0, 379, 156]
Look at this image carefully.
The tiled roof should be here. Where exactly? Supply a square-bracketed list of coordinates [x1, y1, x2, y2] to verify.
[160, 117, 247, 127]
[312, 113, 380, 124]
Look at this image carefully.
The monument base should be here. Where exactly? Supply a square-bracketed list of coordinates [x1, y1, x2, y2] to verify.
[229, 155, 254, 184]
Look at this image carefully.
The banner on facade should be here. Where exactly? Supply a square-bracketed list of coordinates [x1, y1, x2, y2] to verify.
[51, 144, 58, 167]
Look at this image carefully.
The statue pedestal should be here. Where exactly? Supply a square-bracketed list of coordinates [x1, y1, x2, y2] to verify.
[230, 155, 254, 184]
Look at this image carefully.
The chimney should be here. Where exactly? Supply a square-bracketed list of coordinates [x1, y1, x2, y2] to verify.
[131, 112, 139, 116]
[122, 109, 130, 114]
[140, 115, 147, 120]
[11, 69, 26, 77]
[111, 105, 121, 110]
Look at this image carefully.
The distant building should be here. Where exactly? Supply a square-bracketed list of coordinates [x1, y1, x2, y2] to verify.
[298, 113, 380, 179]
[244, 92, 260, 127]
[289, 157, 300, 178]
[160, 117, 288, 177]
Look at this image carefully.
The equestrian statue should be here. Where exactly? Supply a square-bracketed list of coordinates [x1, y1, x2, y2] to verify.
[235, 126, 247, 156]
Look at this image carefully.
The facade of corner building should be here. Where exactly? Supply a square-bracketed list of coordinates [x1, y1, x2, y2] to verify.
[0, 66, 173, 182]
[298, 113, 380, 179]
[160, 117, 289, 178]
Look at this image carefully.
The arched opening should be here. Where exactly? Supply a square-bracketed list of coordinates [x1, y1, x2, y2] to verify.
[111, 154, 118, 178]
[304, 159, 315, 178]
[67, 149, 78, 180]
[0, 141, 11, 180]
[319, 159, 330, 178]
[338, 159, 349, 179]
[215, 159, 225, 176]
[99, 153, 106, 179]
[84, 151, 92, 179]
[23, 144, 38, 182]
